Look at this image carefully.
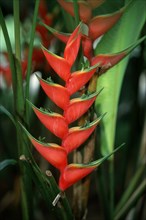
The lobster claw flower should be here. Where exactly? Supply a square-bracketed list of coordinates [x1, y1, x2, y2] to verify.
[28, 101, 68, 139]
[64, 90, 102, 124]
[37, 76, 70, 110]
[62, 116, 104, 153]
[66, 64, 99, 95]
[57, 0, 125, 40]
[91, 36, 146, 73]
[57, 0, 92, 23]
[64, 23, 82, 66]
[42, 47, 71, 82]
[42, 23, 81, 80]
[20, 124, 67, 171]
[59, 163, 96, 191]
[88, 7, 125, 40]
[59, 143, 124, 190]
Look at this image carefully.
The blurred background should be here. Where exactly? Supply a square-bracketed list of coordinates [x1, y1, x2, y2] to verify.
[0, 0, 146, 219]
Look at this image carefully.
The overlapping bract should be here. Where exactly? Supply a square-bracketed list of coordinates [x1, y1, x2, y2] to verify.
[26, 24, 106, 191]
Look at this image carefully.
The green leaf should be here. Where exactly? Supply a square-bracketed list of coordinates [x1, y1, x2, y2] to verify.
[20, 155, 73, 219]
[95, 0, 146, 156]
[114, 165, 145, 215]
[114, 179, 146, 220]
[0, 159, 17, 171]
[0, 105, 16, 126]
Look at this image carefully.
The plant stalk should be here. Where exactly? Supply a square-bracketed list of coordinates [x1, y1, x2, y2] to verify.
[13, 1, 32, 219]
[109, 158, 114, 220]
[25, 0, 40, 125]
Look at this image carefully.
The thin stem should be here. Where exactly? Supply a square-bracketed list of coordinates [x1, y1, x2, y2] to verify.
[25, 0, 40, 124]
[114, 179, 146, 220]
[109, 158, 114, 220]
[13, 0, 25, 116]
[115, 165, 145, 215]
[73, 0, 80, 26]
[13, 2, 32, 220]
[13, 0, 21, 60]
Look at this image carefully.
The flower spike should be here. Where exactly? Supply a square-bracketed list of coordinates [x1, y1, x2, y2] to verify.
[64, 23, 82, 66]
[91, 36, 146, 73]
[59, 143, 124, 190]
[88, 7, 125, 40]
[19, 124, 67, 171]
[66, 64, 100, 95]
[57, 0, 92, 23]
[62, 116, 104, 153]
[28, 101, 68, 139]
[64, 90, 102, 124]
[42, 46, 71, 81]
[37, 76, 70, 110]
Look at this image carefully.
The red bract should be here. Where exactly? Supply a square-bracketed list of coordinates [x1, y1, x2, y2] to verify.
[59, 163, 96, 191]
[38, 76, 70, 110]
[64, 91, 101, 124]
[23, 24, 106, 191]
[30, 103, 68, 139]
[57, 0, 126, 60]
[62, 117, 102, 153]
[57, 0, 92, 23]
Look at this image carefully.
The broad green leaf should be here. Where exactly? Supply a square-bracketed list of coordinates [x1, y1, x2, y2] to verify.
[0, 159, 17, 171]
[95, 0, 146, 156]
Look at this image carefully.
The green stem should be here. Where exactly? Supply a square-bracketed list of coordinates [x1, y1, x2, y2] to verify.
[13, 0, 21, 60]
[115, 165, 145, 215]
[114, 179, 146, 220]
[13, 0, 25, 117]
[25, 0, 40, 125]
[109, 158, 114, 220]
[73, 0, 80, 26]
[13, 2, 32, 219]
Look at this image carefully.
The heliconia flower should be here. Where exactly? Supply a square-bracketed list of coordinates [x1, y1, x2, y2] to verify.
[88, 7, 125, 40]
[42, 23, 81, 80]
[59, 143, 124, 190]
[30, 139, 67, 171]
[38, 76, 70, 110]
[62, 116, 103, 153]
[66, 64, 99, 95]
[20, 124, 67, 171]
[57, 0, 92, 23]
[23, 24, 107, 191]
[43, 1, 130, 62]
[64, 90, 102, 124]
[64, 24, 82, 66]
[91, 35, 146, 74]
[59, 163, 96, 191]
[42, 47, 71, 82]
[28, 101, 68, 139]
